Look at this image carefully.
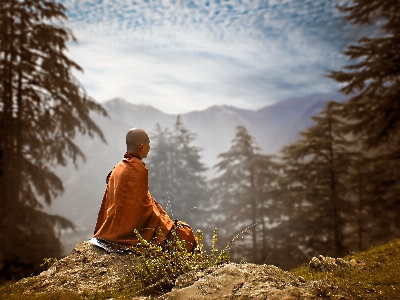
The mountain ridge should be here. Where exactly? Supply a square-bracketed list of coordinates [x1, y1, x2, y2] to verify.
[105, 91, 347, 115]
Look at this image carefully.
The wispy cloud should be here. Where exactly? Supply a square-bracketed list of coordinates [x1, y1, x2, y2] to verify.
[60, 0, 370, 114]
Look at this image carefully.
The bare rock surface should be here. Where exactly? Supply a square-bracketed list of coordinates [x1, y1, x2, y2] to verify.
[15, 241, 140, 295]
[160, 263, 355, 300]
[13, 241, 359, 299]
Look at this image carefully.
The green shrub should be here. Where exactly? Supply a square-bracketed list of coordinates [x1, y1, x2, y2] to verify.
[123, 227, 230, 296]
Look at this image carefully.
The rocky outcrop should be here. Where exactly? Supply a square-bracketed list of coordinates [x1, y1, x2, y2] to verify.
[309, 255, 365, 273]
[14, 241, 358, 299]
[162, 263, 355, 300]
[15, 241, 140, 295]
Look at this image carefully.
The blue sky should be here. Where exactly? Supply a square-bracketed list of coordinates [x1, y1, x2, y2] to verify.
[60, 0, 368, 114]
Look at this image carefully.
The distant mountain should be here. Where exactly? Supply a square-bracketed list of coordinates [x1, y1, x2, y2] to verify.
[48, 92, 347, 253]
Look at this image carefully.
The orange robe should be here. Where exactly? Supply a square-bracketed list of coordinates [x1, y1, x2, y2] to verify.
[94, 153, 196, 252]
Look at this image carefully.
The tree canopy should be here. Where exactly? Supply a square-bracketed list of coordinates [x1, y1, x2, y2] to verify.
[147, 117, 208, 230]
[281, 102, 353, 258]
[328, 0, 400, 153]
[0, 0, 107, 281]
[210, 126, 281, 263]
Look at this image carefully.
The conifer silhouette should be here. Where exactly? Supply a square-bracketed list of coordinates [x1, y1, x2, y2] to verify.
[212, 126, 280, 263]
[0, 0, 107, 281]
[328, 0, 400, 244]
[148, 117, 208, 229]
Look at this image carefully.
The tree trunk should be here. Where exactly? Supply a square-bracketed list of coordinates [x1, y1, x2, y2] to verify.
[327, 112, 342, 257]
[250, 163, 257, 262]
[262, 215, 266, 263]
[357, 166, 364, 251]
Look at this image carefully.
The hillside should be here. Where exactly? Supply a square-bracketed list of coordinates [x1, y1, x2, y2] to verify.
[2, 238, 400, 299]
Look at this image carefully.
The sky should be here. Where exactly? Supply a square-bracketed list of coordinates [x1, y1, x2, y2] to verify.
[59, 0, 367, 114]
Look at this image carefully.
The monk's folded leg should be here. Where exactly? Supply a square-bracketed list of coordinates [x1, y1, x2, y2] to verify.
[176, 223, 198, 253]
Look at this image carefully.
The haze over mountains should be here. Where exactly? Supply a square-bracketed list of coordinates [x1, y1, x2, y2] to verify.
[49, 92, 347, 253]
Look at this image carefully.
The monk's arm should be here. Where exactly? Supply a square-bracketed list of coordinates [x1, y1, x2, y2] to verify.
[149, 194, 167, 215]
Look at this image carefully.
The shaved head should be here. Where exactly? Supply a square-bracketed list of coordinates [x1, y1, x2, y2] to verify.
[126, 128, 150, 158]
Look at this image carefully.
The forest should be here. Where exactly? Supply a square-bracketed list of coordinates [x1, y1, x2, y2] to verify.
[1, 0, 399, 282]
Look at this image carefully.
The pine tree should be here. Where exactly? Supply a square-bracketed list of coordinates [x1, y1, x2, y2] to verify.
[0, 0, 106, 281]
[349, 151, 400, 247]
[327, 0, 400, 152]
[147, 124, 172, 207]
[328, 0, 400, 244]
[345, 150, 381, 251]
[281, 102, 352, 258]
[211, 126, 281, 263]
[148, 116, 208, 229]
[251, 154, 283, 263]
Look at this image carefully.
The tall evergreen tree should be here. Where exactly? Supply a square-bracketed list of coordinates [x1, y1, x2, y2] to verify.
[251, 153, 283, 263]
[0, 0, 107, 281]
[211, 126, 281, 263]
[328, 0, 400, 243]
[148, 117, 208, 229]
[345, 150, 385, 251]
[147, 124, 172, 206]
[281, 102, 352, 258]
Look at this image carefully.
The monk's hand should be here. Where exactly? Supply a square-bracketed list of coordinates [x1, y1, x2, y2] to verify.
[173, 219, 181, 228]
[173, 219, 190, 228]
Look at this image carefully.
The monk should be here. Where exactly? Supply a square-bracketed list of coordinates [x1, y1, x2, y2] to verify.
[93, 128, 197, 252]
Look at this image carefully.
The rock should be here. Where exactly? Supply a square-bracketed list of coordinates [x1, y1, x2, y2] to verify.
[160, 263, 357, 299]
[73, 242, 87, 253]
[309, 255, 365, 272]
[173, 266, 218, 290]
[14, 241, 140, 295]
[298, 276, 306, 283]
[39, 265, 56, 277]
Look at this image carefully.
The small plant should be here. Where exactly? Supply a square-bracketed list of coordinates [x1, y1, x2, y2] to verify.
[124, 227, 231, 296]
[40, 257, 58, 269]
[123, 223, 262, 296]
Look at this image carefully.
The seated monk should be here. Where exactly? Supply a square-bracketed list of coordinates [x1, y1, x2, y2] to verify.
[93, 128, 197, 252]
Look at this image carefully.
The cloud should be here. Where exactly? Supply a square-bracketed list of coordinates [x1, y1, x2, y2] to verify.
[61, 0, 361, 113]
